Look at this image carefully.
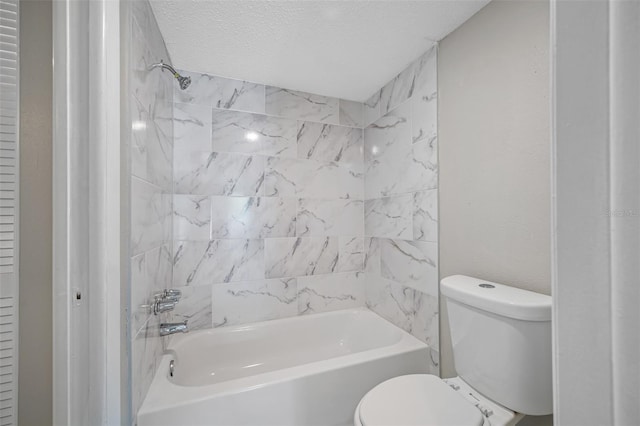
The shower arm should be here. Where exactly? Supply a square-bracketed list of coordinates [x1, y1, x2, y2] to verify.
[149, 60, 191, 90]
[150, 60, 180, 78]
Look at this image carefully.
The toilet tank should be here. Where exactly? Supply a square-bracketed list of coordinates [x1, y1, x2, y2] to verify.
[441, 275, 552, 416]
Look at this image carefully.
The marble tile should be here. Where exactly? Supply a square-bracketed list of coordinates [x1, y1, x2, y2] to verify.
[173, 239, 264, 287]
[339, 99, 365, 128]
[364, 237, 380, 274]
[131, 2, 170, 76]
[364, 102, 412, 198]
[364, 90, 382, 127]
[131, 96, 173, 191]
[298, 271, 365, 314]
[211, 110, 264, 156]
[265, 237, 339, 278]
[131, 0, 152, 27]
[365, 102, 438, 197]
[411, 83, 437, 144]
[366, 275, 416, 333]
[174, 150, 265, 196]
[413, 190, 438, 242]
[212, 110, 297, 157]
[412, 45, 437, 102]
[364, 194, 413, 240]
[380, 239, 438, 296]
[150, 100, 174, 192]
[131, 177, 171, 256]
[175, 71, 265, 114]
[173, 103, 212, 151]
[130, 253, 150, 336]
[379, 69, 416, 116]
[265, 157, 364, 200]
[173, 195, 211, 241]
[338, 236, 364, 273]
[212, 278, 297, 327]
[131, 97, 151, 183]
[408, 135, 438, 192]
[147, 244, 172, 294]
[130, 3, 174, 420]
[210, 196, 296, 239]
[130, 14, 169, 118]
[366, 276, 440, 358]
[296, 198, 363, 237]
[131, 0, 153, 32]
[169, 284, 213, 331]
[411, 290, 439, 349]
[379, 45, 437, 116]
[126, 42, 439, 397]
[297, 121, 363, 164]
[266, 87, 339, 124]
[131, 316, 163, 418]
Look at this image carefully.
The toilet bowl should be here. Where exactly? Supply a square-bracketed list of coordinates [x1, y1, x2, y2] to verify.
[354, 275, 552, 426]
[353, 375, 524, 426]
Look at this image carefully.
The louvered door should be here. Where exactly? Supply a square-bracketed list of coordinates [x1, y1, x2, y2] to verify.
[0, 0, 18, 425]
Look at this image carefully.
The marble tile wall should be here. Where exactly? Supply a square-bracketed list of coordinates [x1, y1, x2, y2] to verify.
[363, 45, 440, 374]
[166, 46, 439, 374]
[170, 71, 367, 331]
[128, 0, 174, 422]
[126, 17, 439, 417]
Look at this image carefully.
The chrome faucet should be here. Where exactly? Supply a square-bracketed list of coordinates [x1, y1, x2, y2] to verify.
[154, 300, 177, 315]
[152, 289, 182, 315]
[159, 320, 188, 336]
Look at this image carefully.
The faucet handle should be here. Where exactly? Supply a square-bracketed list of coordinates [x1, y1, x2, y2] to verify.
[151, 289, 182, 315]
[154, 299, 177, 315]
[163, 289, 182, 301]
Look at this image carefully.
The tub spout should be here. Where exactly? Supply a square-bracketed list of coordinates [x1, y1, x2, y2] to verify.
[160, 320, 188, 336]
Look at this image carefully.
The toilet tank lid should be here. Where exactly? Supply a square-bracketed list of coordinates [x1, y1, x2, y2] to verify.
[441, 275, 551, 321]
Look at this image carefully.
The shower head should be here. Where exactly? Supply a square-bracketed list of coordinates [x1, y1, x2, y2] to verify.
[176, 74, 191, 90]
[150, 60, 191, 90]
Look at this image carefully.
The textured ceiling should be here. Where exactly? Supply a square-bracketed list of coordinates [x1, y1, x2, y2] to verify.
[149, 1, 490, 101]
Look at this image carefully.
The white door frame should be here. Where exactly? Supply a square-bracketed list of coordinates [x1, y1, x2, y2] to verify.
[552, 1, 640, 424]
[52, 0, 124, 424]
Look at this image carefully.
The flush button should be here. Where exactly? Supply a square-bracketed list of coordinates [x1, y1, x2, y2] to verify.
[479, 283, 495, 288]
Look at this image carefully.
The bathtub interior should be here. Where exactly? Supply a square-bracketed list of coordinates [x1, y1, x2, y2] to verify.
[168, 309, 407, 387]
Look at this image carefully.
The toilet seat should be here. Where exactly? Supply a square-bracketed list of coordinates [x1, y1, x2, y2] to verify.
[355, 374, 485, 426]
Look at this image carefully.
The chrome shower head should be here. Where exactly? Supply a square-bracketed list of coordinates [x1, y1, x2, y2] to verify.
[176, 74, 191, 90]
[150, 60, 191, 90]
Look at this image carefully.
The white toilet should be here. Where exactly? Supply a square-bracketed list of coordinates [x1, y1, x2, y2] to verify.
[354, 275, 552, 426]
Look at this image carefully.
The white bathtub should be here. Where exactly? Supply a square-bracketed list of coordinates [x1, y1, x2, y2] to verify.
[138, 308, 430, 426]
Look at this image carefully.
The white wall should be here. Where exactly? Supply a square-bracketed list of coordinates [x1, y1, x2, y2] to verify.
[438, 0, 550, 378]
